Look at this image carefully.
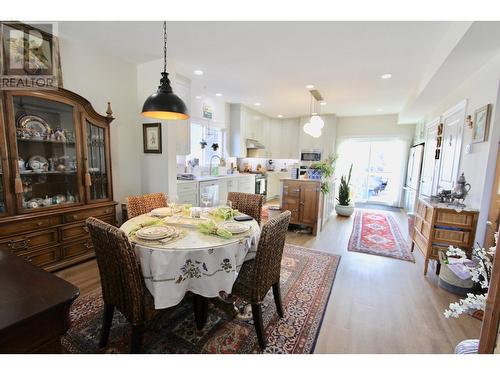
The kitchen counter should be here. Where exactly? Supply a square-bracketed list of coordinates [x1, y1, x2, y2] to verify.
[177, 174, 251, 183]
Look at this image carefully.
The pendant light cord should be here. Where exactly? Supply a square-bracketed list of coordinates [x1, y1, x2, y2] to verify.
[163, 21, 167, 73]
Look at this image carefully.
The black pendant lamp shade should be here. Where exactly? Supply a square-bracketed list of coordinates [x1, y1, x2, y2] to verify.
[141, 22, 189, 121]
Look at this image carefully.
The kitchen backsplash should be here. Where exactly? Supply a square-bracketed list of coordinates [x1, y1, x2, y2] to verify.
[237, 158, 298, 172]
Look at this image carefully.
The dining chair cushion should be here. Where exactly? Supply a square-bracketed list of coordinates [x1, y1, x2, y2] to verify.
[126, 192, 168, 219]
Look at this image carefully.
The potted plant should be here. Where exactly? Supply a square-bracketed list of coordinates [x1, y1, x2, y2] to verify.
[335, 164, 354, 217]
[307, 154, 337, 194]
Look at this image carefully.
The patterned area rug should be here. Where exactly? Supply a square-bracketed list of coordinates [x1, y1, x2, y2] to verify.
[348, 209, 414, 262]
[62, 244, 340, 354]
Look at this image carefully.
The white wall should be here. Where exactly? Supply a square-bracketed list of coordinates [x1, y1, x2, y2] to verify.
[422, 52, 500, 245]
[58, 31, 142, 217]
[336, 114, 415, 141]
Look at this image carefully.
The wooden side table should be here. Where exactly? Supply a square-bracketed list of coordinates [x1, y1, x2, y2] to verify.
[0, 251, 79, 353]
[412, 197, 479, 275]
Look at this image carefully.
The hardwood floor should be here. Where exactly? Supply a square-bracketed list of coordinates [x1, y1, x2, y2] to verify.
[56, 207, 481, 354]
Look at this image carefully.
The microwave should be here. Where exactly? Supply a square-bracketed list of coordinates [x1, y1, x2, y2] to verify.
[300, 151, 321, 162]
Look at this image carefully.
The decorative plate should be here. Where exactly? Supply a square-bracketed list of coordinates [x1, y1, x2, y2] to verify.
[18, 114, 51, 134]
[218, 221, 251, 234]
[27, 155, 48, 170]
[136, 226, 175, 240]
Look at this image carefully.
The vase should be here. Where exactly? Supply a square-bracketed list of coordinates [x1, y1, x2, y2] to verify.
[335, 204, 354, 217]
[307, 169, 322, 180]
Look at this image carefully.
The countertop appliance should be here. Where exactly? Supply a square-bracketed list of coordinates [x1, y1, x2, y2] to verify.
[402, 144, 424, 212]
[254, 173, 267, 196]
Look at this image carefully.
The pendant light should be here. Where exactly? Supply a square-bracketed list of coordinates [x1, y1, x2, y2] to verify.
[142, 21, 189, 120]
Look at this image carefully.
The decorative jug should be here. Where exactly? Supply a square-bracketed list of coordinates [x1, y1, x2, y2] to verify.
[452, 173, 471, 200]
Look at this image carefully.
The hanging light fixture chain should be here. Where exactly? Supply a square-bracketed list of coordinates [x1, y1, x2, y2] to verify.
[163, 21, 167, 73]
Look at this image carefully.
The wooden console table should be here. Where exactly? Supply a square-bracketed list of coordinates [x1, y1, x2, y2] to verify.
[412, 197, 479, 275]
[0, 251, 79, 353]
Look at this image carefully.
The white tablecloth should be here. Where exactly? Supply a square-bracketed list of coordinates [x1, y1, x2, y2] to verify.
[120, 214, 260, 309]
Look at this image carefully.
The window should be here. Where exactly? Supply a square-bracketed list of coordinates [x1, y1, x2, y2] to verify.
[187, 121, 225, 166]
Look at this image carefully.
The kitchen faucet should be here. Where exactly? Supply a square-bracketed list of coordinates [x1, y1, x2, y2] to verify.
[209, 155, 221, 176]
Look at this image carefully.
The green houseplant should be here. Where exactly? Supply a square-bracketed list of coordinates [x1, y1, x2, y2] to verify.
[308, 154, 337, 194]
[335, 164, 354, 217]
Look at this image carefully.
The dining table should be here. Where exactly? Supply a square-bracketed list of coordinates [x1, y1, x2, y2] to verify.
[119, 209, 261, 328]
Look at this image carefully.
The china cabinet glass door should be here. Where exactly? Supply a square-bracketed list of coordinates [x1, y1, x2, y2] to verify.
[12, 95, 82, 211]
[0, 139, 7, 215]
[85, 119, 110, 201]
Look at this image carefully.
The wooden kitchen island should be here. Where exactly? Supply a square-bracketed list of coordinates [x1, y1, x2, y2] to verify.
[280, 178, 324, 235]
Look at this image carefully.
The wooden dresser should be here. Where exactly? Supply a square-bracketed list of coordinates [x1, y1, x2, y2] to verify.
[280, 179, 322, 235]
[0, 88, 117, 272]
[412, 197, 479, 275]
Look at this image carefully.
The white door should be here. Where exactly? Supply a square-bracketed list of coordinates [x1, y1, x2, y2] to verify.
[420, 118, 440, 197]
[437, 100, 466, 191]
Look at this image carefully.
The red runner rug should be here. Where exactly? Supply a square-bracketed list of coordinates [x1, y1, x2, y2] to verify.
[62, 244, 340, 354]
[348, 210, 414, 262]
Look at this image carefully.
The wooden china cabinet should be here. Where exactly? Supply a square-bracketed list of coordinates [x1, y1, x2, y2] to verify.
[0, 87, 117, 272]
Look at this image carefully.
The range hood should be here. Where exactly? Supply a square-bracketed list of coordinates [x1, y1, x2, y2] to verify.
[246, 138, 265, 149]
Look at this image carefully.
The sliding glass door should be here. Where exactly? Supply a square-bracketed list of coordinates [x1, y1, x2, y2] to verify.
[336, 137, 409, 207]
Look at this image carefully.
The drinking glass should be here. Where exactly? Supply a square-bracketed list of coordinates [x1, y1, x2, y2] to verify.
[201, 193, 212, 210]
[226, 200, 233, 209]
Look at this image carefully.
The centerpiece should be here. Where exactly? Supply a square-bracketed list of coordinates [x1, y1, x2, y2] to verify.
[307, 154, 337, 194]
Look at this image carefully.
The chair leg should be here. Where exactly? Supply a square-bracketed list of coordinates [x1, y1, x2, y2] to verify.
[99, 303, 114, 348]
[251, 303, 266, 349]
[193, 294, 208, 330]
[272, 282, 284, 318]
[130, 324, 144, 354]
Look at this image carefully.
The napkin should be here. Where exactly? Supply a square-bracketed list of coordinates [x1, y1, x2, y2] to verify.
[198, 220, 232, 239]
[128, 218, 164, 236]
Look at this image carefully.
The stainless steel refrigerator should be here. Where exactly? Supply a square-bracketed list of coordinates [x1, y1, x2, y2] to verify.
[402, 144, 424, 213]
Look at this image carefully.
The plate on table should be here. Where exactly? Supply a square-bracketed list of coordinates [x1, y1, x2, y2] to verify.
[150, 207, 172, 217]
[136, 226, 176, 240]
[218, 221, 251, 234]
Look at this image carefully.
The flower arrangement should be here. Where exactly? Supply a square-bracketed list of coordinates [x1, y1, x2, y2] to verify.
[443, 231, 497, 319]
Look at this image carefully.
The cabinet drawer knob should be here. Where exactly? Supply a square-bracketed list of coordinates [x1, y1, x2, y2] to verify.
[7, 238, 30, 250]
[84, 240, 93, 249]
[37, 221, 44, 226]
[83, 225, 89, 233]
[72, 215, 78, 220]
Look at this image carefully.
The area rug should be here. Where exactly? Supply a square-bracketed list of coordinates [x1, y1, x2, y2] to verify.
[62, 244, 340, 354]
[348, 209, 414, 262]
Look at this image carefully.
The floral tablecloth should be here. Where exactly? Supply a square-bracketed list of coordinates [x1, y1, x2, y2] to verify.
[120, 214, 260, 309]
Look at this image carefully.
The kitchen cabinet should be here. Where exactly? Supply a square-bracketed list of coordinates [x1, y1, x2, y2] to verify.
[266, 171, 289, 200]
[177, 181, 199, 206]
[261, 118, 299, 159]
[218, 179, 228, 205]
[280, 179, 322, 235]
[199, 180, 220, 207]
[237, 174, 255, 194]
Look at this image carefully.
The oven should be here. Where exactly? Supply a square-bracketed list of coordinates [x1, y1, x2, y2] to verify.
[255, 175, 267, 196]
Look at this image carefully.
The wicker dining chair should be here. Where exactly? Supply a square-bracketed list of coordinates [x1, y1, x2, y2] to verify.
[126, 192, 167, 219]
[227, 192, 265, 225]
[86, 217, 162, 353]
[232, 210, 291, 349]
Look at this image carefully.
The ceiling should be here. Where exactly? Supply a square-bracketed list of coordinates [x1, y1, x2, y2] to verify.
[58, 21, 500, 120]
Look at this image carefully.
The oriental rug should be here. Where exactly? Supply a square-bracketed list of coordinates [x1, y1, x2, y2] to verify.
[348, 209, 414, 262]
[62, 244, 340, 354]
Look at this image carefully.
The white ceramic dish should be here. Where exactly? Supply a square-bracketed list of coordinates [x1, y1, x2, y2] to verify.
[218, 221, 250, 234]
[136, 226, 175, 240]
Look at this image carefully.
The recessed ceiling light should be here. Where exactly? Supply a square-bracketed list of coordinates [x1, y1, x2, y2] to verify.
[376, 108, 384, 112]
[305, 84, 314, 89]
[193, 70, 204, 76]
[195, 95, 202, 100]
[277, 115, 283, 118]
[320, 101, 327, 106]
[381, 73, 392, 79]
[215, 93, 223, 97]
[254, 102, 261, 106]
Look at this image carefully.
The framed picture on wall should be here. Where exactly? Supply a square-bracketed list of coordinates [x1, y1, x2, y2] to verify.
[472, 104, 491, 143]
[143, 123, 162, 153]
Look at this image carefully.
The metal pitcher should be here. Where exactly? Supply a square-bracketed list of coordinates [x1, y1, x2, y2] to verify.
[452, 173, 471, 201]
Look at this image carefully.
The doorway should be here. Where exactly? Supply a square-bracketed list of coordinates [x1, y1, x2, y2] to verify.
[336, 138, 409, 207]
